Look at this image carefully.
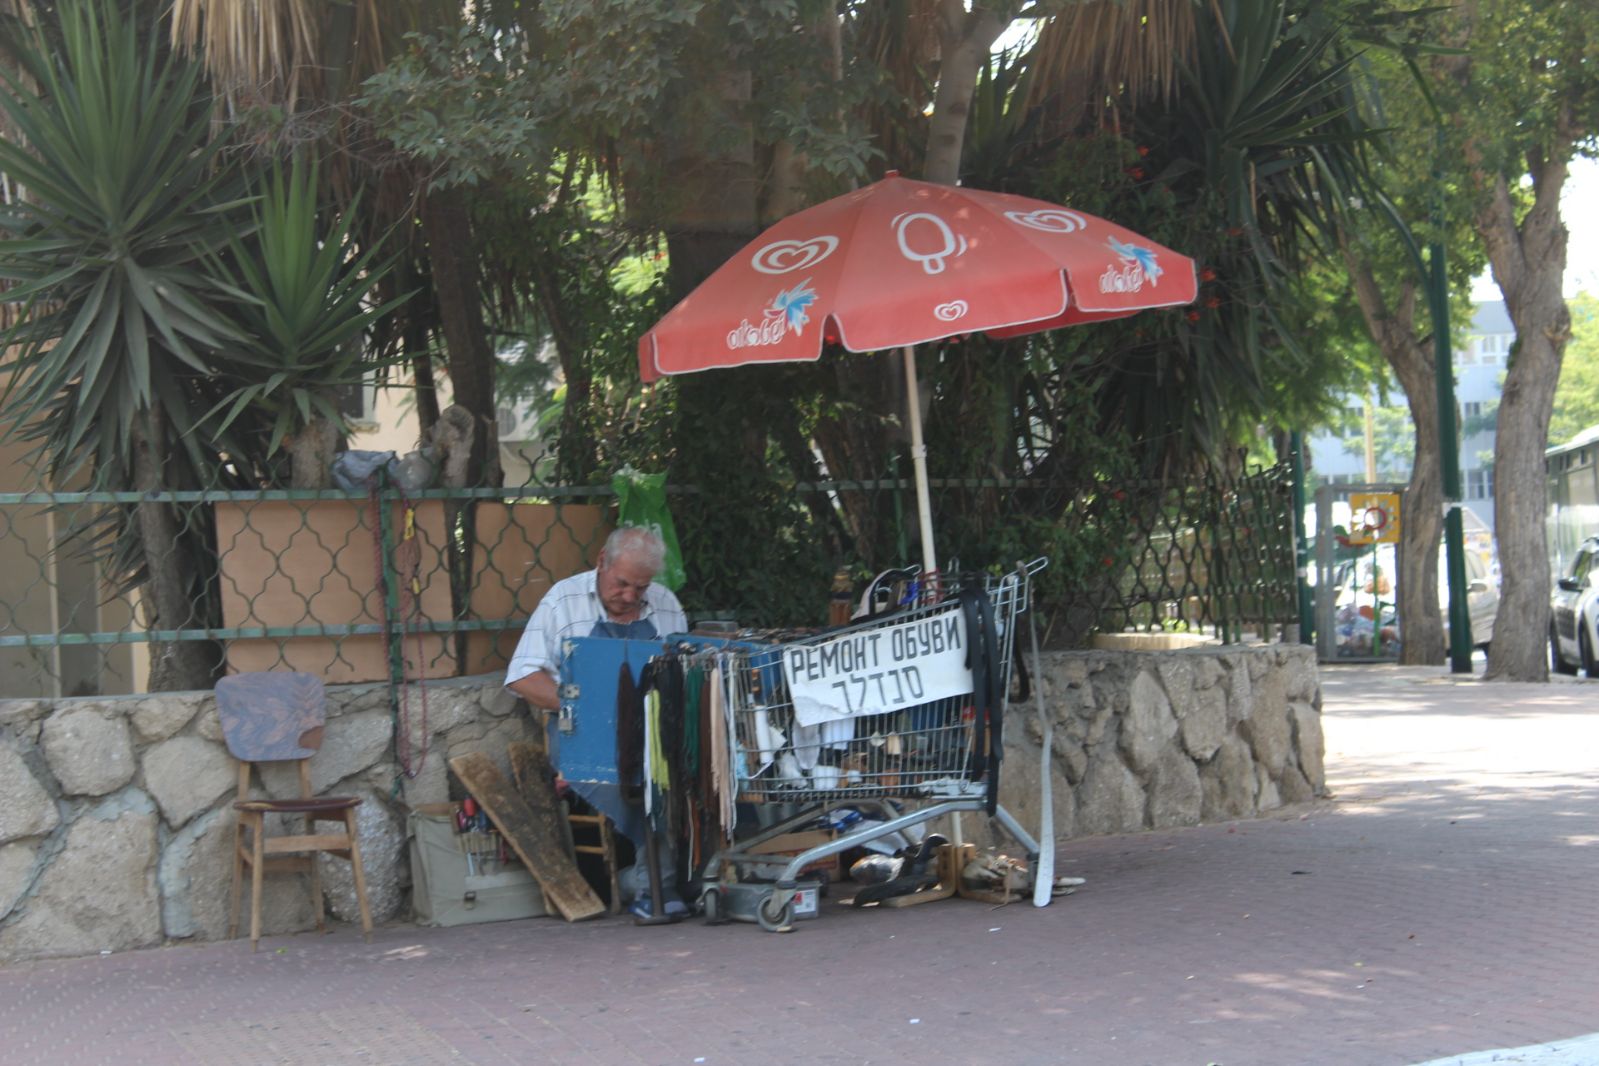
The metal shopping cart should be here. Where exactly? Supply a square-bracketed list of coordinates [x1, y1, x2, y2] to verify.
[695, 558, 1048, 931]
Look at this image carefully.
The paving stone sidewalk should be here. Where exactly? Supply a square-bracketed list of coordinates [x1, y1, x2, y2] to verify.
[2, 661, 1596, 1066]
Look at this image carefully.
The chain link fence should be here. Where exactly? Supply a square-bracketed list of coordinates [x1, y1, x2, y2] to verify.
[0, 459, 1297, 697]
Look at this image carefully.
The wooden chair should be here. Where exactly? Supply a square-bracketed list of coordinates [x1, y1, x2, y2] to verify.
[215, 671, 373, 951]
[563, 805, 622, 915]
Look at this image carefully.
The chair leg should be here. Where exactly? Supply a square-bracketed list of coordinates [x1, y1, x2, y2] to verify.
[249, 814, 266, 952]
[600, 816, 622, 916]
[345, 809, 373, 943]
[228, 815, 246, 940]
[307, 812, 326, 935]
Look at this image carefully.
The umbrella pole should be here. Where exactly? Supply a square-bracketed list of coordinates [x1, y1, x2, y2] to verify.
[901, 345, 939, 589]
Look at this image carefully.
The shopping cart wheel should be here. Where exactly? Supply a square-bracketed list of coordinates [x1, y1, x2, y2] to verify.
[700, 887, 728, 925]
[757, 892, 795, 933]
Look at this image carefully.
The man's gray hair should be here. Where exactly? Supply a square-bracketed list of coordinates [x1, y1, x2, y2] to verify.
[604, 525, 667, 572]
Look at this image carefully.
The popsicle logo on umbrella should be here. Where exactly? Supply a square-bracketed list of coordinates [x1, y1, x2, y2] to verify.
[1099, 236, 1165, 294]
[894, 212, 967, 274]
[750, 236, 838, 275]
[1004, 208, 1089, 234]
[727, 278, 819, 349]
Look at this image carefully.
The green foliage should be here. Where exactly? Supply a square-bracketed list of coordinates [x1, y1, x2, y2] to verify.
[356, 25, 551, 190]
[950, 0, 1397, 472]
[202, 158, 412, 459]
[1334, 402, 1417, 479]
[1549, 293, 1599, 446]
[0, 0, 247, 487]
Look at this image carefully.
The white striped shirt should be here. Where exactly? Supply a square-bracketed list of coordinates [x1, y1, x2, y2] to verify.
[503, 568, 687, 687]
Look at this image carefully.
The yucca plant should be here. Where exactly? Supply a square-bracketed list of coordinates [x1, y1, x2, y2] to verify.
[205, 157, 411, 488]
[0, 0, 251, 690]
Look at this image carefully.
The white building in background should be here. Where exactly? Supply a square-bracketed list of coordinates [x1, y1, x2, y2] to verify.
[1306, 299, 1513, 531]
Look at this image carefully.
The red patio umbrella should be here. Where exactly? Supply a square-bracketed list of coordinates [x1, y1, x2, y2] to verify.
[639, 171, 1199, 581]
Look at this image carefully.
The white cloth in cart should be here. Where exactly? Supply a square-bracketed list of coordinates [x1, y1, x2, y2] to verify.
[791, 721, 822, 769]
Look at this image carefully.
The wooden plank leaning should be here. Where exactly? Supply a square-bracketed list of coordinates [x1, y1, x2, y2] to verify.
[447, 752, 607, 922]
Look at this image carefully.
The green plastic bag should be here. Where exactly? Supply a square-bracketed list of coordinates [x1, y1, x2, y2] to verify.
[611, 468, 685, 591]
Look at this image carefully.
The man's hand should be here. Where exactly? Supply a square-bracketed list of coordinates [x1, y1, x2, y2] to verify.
[507, 669, 560, 711]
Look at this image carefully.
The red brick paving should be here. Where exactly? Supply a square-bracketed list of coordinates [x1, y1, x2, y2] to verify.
[2, 662, 1597, 1066]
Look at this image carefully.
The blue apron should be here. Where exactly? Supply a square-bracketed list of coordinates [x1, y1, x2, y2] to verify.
[548, 618, 662, 850]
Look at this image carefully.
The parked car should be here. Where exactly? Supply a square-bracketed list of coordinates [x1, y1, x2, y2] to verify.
[1451, 549, 1499, 651]
[1327, 545, 1497, 656]
[1550, 534, 1599, 675]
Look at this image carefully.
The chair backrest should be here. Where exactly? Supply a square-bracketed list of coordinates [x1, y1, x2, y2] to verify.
[215, 672, 329, 764]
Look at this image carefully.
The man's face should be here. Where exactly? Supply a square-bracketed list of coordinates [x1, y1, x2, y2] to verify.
[596, 551, 657, 622]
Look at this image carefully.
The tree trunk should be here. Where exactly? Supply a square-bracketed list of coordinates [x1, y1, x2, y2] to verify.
[1438, 13, 1584, 681]
[285, 414, 340, 490]
[421, 185, 501, 669]
[131, 407, 215, 691]
[1343, 253, 1445, 664]
[922, 0, 1010, 185]
[421, 184, 501, 489]
[1481, 168, 1570, 681]
[1470, 156, 1570, 680]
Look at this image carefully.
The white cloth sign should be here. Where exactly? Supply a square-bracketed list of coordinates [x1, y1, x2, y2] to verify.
[782, 607, 973, 727]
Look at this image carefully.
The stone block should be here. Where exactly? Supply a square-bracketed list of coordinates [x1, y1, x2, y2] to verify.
[1199, 735, 1255, 821]
[1289, 699, 1326, 791]
[1254, 763, 1282, 811]
[1147, 748, 1203, 828]
[1076, 752, 1146, 835]
[0, 793, 161, 960]
[0, 699, 49, 740]
[0, 841, 39, 921]
[1281, 648, 1319, 702]
[310, 709, 394, 794]
[1192, 656, 1224, 689]
[41, 704, 134, 797]
[1239, 698, 1292, 774]
[158, 807, 228, 939]
[193, 704, 224, 744]
[130, 691, 207, 744]
[478, 684, 523, 719]
[1277, 763, 1315, 805]
[1154, 656, 1195, 703]
[0, 742, 59, 844]
[319, 790, 405, 926]
[998, 727, 1078, 842]
[398, 744, 450, 809]
[1226, 656, 1254, 722]
[1119, 670, 1178, 774]
[1177, 685, 1228, 762]
[144, 734, 237, 828]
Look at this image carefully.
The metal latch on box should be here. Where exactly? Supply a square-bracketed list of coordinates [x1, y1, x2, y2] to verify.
[558, 685, 579, 734]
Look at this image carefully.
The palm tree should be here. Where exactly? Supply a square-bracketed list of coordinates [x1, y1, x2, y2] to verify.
[0, 0, 250, 689]
[169, 0, 502, 488]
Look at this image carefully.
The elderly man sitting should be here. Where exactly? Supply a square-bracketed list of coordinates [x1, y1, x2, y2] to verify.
[504, 526, 689, 918]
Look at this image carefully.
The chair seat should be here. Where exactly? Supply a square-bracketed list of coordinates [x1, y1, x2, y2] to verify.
[234, 795, 362, 815]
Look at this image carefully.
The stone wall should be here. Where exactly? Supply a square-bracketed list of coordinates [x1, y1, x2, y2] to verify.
[0, 678, 536, 963]
[0, 644, 1321, 964]
[997, 643, 1324, 838]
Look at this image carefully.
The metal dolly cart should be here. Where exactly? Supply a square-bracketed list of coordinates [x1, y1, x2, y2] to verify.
[697, 558, 1048, 931]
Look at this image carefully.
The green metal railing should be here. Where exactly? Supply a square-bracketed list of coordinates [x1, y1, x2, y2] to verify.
[0, 462, 1297, 697]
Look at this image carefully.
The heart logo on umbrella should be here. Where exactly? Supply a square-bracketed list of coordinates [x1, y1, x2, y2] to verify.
[1005, 208, 1089, 234]
[934, 301, 969, 322]
[750, 236, 839, 275]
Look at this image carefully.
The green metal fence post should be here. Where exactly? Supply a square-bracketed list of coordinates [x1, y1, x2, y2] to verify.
[1430, 237, 1472, 672]
[1291, 432, 1314, 644]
